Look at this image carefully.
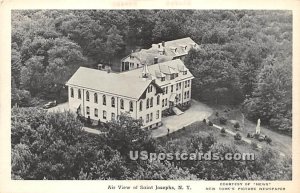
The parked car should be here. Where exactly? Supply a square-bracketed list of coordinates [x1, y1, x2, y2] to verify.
[43, 100, 57, 109]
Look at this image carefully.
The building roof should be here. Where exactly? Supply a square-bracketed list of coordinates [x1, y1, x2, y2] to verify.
[121, 59, 194, 87]
[123, 50, 173, 65]
[147, 37, 198, 58]
[66, 67, 154, 100]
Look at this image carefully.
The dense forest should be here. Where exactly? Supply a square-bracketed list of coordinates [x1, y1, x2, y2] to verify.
[11, 10, 293, 180]
[12, 109, 292, 180]
[11, 10, 292, 134]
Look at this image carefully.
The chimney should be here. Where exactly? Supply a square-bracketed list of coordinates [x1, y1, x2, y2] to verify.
[162, 41, 165, 47]
[154, 57, 158, 64]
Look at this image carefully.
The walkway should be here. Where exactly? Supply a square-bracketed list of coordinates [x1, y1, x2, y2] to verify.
[152, 100, 213, 138]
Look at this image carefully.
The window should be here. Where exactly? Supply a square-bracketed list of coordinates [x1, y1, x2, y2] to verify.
[157, 95, 160, 105]
[184, 92, 186, 99]
[176, 83, 178, 91]
[171, 85, 173, 92]
[94, 93, 98, 103]
[71, 88, 74, 98]
[166, 87, 168, 94]
[78, 89, 81, 99]
[111, 113, 115, 120]
[120, 99, 124, 109]
[103, 95, 106, 105]
[137, 64, 139, 68]
[156, 110, 160, 119]
[150, 97, 153, 107]
[86, 91, 89, 101]
[185, 81, 187, 88]
[111, 97, 115, 107]
[129, 101, 133, 112]
[170, 74, 175, 80]
[178, 94, 181, 101]
[139, 101, 143, 111]
[86, 106, 90, 115]
[162, 99, 165, 107]
[94, 108, 98, 117]
[161, 77, 165, 81]
[150, 113, 153, 121]
[148, 85, 153, 93]
[146, 98, 150, 109]
[183, 71, 187, 75]
[187, 91, 190, 98]
[165, 99, 167, 106]
[103, 110, 107, 119]
[146, 114, 149, 123]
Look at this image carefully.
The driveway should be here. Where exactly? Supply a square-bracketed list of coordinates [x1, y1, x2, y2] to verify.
[152, 99, 213, 138]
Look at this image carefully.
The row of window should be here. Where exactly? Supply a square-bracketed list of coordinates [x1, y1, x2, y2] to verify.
[184, 91, 190, 99]
[162, 80, 191, 95]
[86, 107, 160, 124]
[140, 95, 160, 111]
[71, 88, 134, 112]
[86, 106, 115, 120]
[144, 110, 160, 123]
[185, 80, 191, 88]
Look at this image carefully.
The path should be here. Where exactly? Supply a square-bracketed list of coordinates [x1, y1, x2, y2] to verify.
[152, 100, 213, 138]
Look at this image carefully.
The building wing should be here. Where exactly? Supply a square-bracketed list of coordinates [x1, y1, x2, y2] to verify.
[66, 67, 153, 100]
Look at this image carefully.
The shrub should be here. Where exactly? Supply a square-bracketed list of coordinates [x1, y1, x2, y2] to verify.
[266, 137, 272, 144]
[253, 133, 260, 139]
[208, 121, 213, 126]
[251, 141, 258, 149]
[98, 119, 101, 127]
[234, 122, 240, 129]
[87, 116, 92, 125]
[221, 128, 226, 133]
[234, 133, 242, 140]
[219, 117, 227, 125]
[203, 118, 206, 123]
[215, 111, 219, 117]
[247, 133, 251, 138]
[258, 135, 265, 142]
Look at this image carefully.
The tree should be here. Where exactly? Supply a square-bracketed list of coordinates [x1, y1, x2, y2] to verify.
[106, 114, 156, 159]
[243, 59, 292, 133]
[185, 47, 243, 104]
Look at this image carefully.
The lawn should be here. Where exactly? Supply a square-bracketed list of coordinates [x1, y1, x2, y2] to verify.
[207, 106, 292, 157]
[157, 121, 258, 155]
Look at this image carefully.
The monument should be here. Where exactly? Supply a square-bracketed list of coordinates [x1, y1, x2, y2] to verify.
[255, 118, 261, 135]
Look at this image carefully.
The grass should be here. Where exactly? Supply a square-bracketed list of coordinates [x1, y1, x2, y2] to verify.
[208, 106, 292, 157]
[157, 121, 257, 154]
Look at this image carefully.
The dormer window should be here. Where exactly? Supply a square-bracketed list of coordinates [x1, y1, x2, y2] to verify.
[161, 77, 165, 81]
[185, 46, 187, 50]
[183, 70, 187, 75]
[170, 74, 175, 80]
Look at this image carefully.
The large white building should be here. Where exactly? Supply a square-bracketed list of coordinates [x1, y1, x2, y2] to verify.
[66, 58, 194, 129]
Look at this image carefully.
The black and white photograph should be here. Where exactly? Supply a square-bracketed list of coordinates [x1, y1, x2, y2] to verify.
[1, 1, 299, 192]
